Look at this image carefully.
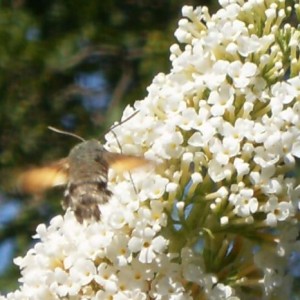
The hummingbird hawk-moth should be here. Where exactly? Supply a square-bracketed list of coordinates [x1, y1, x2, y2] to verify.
[17, 121, 150, 223]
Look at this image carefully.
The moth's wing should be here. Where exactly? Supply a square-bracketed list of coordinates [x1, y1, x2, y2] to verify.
[103, 151, 151, 172]
[16, 158, 69, 194]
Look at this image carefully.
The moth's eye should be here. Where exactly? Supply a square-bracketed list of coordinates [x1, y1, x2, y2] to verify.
[94, 156, 105, 163]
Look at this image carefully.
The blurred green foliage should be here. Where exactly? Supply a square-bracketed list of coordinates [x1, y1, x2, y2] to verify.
[0, 0, 218, 293]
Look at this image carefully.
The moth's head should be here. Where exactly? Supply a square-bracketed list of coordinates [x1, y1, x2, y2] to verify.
[68, 140, 105, 162]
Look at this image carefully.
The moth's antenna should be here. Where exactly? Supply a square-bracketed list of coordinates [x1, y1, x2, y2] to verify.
[109, 110, 139, 132]
[48, 126, 85, 142]
[110, 129, 138, 195]
[109, 110, 140, 196]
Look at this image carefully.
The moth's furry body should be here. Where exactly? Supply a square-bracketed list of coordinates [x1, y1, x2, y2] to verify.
[63, 140, 112, 223]
[17, 138, 150, 223]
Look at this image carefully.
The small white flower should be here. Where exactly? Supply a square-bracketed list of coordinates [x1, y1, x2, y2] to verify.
[150, 276, 186, 300]
[139, 175, 169, 201]
[207, 83, 235, 116]
[236, 34, 260, 56]
[117, 259, 154, 292]
[227, 61, 257, 88]
[188, 121, 216, 147]
[113, 290, 147, 300]
[254, 146, 280, 168]
[152, 129, 184, 159]
[230, 188, 258, 217]
[208, 159, 233, 182]
[128, 228, 168, 263]
[233, 157, 250, 177]
[176, 107, 201, 130]
[106, 234, 132, 266]
[95, 263, 118, 293]
[209, 136, 240, 165]
[210, 283, 237, 299]
[48, 268, 81, 297]
[271, 81, 297, 105]
[202, 60, 229, 90]
[263, 196, 295, 225]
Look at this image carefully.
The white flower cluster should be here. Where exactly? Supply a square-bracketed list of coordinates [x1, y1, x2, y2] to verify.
[3, 0, 300, 299]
